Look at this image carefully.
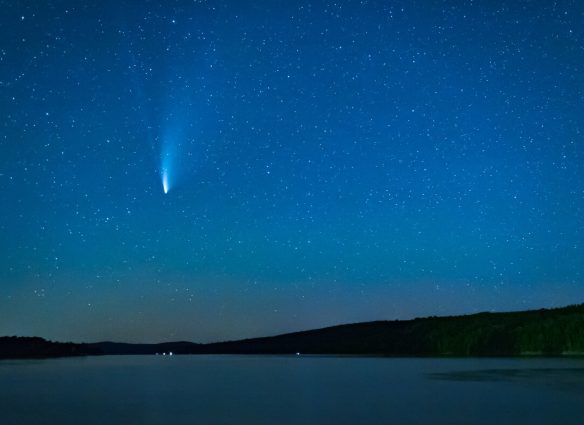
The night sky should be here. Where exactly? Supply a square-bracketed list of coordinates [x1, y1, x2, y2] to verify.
[1, 0, 583, 343]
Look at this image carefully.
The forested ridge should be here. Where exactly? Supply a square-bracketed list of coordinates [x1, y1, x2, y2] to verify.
[3, 304, 584, 358]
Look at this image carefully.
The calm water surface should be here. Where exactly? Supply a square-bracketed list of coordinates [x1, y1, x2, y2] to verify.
[1, 355, 583, 424]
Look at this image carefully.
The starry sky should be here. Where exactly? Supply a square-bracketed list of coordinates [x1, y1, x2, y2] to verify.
[1, 0, 583, 343]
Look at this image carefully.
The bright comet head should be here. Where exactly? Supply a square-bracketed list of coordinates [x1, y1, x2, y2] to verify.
[162, 170, 169, 194]
[160, 137, 176, 194]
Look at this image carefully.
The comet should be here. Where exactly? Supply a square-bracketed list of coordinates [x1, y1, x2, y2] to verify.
[162, 170, 169, 194]
[159, 116, 186, 194]
[160, 146, 173, 194]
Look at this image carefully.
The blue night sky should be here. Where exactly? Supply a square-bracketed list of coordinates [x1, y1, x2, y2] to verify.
[1, 0, 583, 343]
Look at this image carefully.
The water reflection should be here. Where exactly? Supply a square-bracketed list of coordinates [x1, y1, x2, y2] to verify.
[1, 356, 583, 425]
[430, 366, 584, 393]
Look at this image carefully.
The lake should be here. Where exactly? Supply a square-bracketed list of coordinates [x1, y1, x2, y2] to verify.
[1, 355, 583, 424]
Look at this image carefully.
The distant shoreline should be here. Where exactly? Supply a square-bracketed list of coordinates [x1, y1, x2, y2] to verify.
[2, 303, 584, 359]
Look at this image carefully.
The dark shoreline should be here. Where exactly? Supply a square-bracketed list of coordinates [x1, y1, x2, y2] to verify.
[3, 303, 584, 359]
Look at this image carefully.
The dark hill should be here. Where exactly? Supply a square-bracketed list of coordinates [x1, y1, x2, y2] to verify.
[89, 303, 584, 357]
[197, 303, 584, 356]
[3, 303, 584, 359]
[0, 336, 99, 359]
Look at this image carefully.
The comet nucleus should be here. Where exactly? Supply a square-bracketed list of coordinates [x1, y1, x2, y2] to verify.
[162, 170, 169, 194]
